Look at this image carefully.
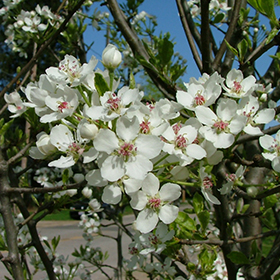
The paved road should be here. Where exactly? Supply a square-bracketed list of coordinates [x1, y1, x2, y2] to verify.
[0, 216, 148, 280]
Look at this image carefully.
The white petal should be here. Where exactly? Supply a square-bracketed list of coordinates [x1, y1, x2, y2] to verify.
[142, 173, 159, 196]
[101, 155, 125, 181]
[130, 190, 148, 210]
[116, 116, 139, 141]
[215, 133, 234, 149]
[195, 106, 216, 126]
[135, 209, 158, 233]
[159, 204, 179, 224]
[159, 183, 181, 202]
[259, 134, 275, 150]
[48, 156, 75, 168]
[201, 189, 220, 205]
[83, 147, 98, 163]
[50, 125, 73, 151]
[272, 157, 280, 172]
[135, 135, 163, 159]
[94, 129, 119, 153]
[86, 169, 107, 187]
[125, 155, 153, 180]
[102, 185, 122, 204]
[186, 144, 206, 160]
[217, 98, 237, 121]
[254, 109, 275, 124]
[243, 125, 263, 136]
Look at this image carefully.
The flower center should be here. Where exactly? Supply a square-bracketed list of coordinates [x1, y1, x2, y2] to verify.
[148, 197, 161, 209]
[172, 123, 182, 135]
[68, 142, 84, 156]
[129, 246, 139, 255]
[118, 142, 137, 160]
[140, 120, 151, 134]
[213, 119, 229, 133]
[226, 173, 236, 182]
[175, 135, 187, 149]
[148, 234, 159, 245]
[203, 176, 213, 189]
[194, 92, 206, 106]
[233, 80, 242, 93]
[107, 93, 121, 111]
[58, 101, 69, 112]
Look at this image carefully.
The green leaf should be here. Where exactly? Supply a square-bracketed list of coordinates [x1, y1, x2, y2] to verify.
[51, 235, 60, 251]
[224, 40, 238, 56]
[158, 37, 174, 67]
[0, 234, 7, 250]
[197, 211, 210, 233]
[227, 251, 250, 264]
[129, 72, 136, 89]
[264, 194, 278, 209]
[193, 192, 204, 214]
[212, 13, 225, 24]
[237, 39, 248, 62]
[176, 211, 197, 231]
[94, 73, 110, 96]
[62, 169, 69, 184]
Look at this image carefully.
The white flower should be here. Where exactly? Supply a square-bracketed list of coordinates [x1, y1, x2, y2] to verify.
[161, 122, 206, 165]
[200, 167, 220, 205]
[259, 131, 280, 172]
[130, 173, 181, 233]
[4, 91, 27, 118]
[195, 98, 246, 148]
[220, 165, 245, 195]
[102, 44, 122, 70]
[177, 73, 222, 110]
[85, 86, 143, 121]
[36, 132, 56, 156]
[222, 69, 256, 98]
[48, 124, 91, 168]
[46, 55, 98, 86]
[237, 95, 275, 136]
[93, 116, 163, 181]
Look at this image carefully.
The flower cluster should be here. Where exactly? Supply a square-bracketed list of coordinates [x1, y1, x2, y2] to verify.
[5, 45, 276, 235]
[1, 3, 62, 57]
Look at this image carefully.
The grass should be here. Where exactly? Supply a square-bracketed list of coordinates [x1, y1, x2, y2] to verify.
[40, 209, 71, 221]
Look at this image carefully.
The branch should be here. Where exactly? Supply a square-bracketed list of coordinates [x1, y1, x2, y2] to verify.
[5, 180, 87, 194]
[212, 0, 243, 71]
[0, 0, 86, 99]
[200, 0, 211, 73]
[106, 0, 177, 99]
[240, 33, 280, 72]
[175, 0, 202, 72]
[180, 229, 280, 246]
[7, 142, 33, 165]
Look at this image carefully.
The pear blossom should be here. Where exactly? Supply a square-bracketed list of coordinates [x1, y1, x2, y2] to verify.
[4, 91, 27, 118]
[161, 122, 206, 165]
[220, 165, 245, 195]
[237, 95, 275, 135]
[46, 55, 98, 87]
[222, 69, 256, 98]
[195, 98, 246, 148]
[48, 124, 94, 168]
[199, 167, 220, 205]
[93, 116, 163, 181]
[259, 131, 280, 172]
[177, 73, 222, 110]
[130, 173, 181, 233]
[85, 86, 143, 121]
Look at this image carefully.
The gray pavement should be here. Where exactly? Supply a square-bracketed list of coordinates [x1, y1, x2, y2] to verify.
[0, 216, 149, 280]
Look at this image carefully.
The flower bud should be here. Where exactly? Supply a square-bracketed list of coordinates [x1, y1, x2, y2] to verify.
[102, 44, 122, 70]
[82, 186, 92, 198]
[73, 173, 85, 183]
[66, 189, 77, 197]
[79, 123, 98, 140]
[36, 132, 56, 155]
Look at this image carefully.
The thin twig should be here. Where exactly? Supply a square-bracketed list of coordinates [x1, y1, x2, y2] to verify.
[212, 0, 242, 71]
